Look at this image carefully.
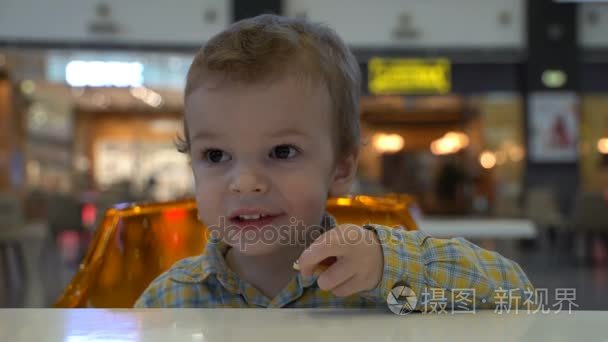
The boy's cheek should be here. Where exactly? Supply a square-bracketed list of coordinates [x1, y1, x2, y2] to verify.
[293, 188, 329, 225]
[194, 190, 222, 226]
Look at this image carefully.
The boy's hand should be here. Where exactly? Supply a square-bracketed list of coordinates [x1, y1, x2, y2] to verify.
[297, 224, 384, 297]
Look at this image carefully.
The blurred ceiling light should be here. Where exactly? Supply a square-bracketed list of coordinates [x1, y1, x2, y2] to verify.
[598, 138, 608, 154]
[66, 60, 143, 87]
[431, 140, 448, 156]
[130, 86, 145, 98]
[373, 133, 404, 153]
[146, 92, 163, 107]
[430, 131, 469, 156]
[496, 150, 507, 165]
[541, 69, 567, 88]
[508, 145, 525, 162]
[130, 86, 163, 108]
[479, 151, 497, 169]
[431, 138, 457, 155]
[444, 131, 469, 148]
[20, 80, 36, 95]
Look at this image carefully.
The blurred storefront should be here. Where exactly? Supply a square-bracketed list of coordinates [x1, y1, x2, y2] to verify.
[355, 58, 526, 216]
[15, 50, 194, 197]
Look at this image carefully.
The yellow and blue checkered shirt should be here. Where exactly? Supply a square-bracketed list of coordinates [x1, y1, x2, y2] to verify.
[135, 213, 533, 310]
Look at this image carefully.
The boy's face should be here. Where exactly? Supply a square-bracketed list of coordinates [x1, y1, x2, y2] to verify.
[185, 76, 357, 255]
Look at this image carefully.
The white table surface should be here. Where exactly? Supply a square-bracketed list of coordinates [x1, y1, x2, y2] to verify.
[418, 218, 537, 239]
[0, 309, 605, 342]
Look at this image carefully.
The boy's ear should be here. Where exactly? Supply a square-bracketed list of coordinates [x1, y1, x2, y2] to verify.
[328, 150, 359, 197]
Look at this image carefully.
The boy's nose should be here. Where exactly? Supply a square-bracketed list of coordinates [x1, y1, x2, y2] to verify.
[228, 171, 269, 194]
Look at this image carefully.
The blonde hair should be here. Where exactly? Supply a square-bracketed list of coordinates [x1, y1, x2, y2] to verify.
[178, 14, 361, 158]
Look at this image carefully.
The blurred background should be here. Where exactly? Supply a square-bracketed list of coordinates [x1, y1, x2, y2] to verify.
[0, 0, 607, 309]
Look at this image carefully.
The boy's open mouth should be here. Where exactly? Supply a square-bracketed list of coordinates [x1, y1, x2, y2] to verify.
[228, 209, 285, 230]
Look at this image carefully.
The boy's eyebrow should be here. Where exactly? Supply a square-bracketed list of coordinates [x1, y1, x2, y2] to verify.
[192, 130, 220, 141]
[264, 128, 310, 138]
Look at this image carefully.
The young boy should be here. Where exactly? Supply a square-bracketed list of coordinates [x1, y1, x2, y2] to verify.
[135, 14, 533, 310]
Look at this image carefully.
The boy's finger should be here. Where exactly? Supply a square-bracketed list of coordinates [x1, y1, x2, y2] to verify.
[316, 258, 355, 291]
[297, 231, 345, 277]
[330, 276, 360, 297]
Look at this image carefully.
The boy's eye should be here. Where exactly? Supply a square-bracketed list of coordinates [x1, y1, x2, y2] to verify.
[270, 144, 299, 160]
[202, 149, 231, 163]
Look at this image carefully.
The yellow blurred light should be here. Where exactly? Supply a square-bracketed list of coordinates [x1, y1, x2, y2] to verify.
[444, 131, 469, 148]
[336, 198, 352, 206]
[496, 151, 507, 165]
[480, 151, 497, 169]
[373, 133, 404, 153]
[598, 138, 608, 154]
[430, 141, 439, 155]
[356, 196, 375, 206]
[430, 132, 463, 156]
[508, 145, 525, 162]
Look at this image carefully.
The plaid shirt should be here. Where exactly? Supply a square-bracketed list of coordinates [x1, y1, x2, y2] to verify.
[135, 213, 533, 310]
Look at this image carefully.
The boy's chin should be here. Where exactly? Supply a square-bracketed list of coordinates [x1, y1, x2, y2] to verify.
[226, 240, 286, 256]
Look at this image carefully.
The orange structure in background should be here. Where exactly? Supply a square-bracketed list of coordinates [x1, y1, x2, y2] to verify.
[55, 194, 418, 308]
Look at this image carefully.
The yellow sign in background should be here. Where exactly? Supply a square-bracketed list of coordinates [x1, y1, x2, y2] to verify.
[368, 57, 451, 95]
